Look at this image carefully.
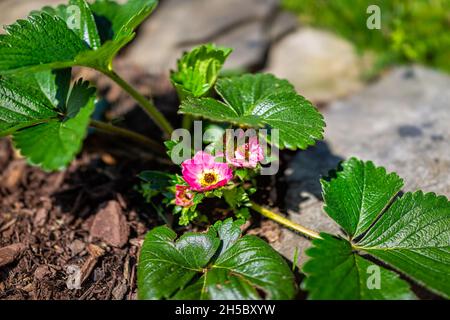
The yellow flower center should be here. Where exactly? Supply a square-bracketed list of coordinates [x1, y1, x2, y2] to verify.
[199, 171, 219, 187]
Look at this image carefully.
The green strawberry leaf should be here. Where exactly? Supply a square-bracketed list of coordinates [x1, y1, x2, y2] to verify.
[357, 191, 450, 298]
[0, 72, 95, 171]
[13, 78, 95, 171]
[321, 158, 404, 239]
[223, 187, 250, 210]
[138, 224, 219, 299]
[64, 79, 95, 118]
[171, 44, 232, 100]
[0, 75, 58, 136]
[0, 13, 89, 73]
[0, 0, 157, 73]
[82, 0, 159, 70]
[138, 170, 174, 202]
[179, 73, 325, 150]
[34, 69, 72, 110]
[90, 0, 157, 41]
[302, 233, 416, 300]
[72, 0, 102, 49]
[75, 36, 133, 71]
[312, 158, 450, 299]
[138, 218, 296, 300]
[44, 0, 102, 50]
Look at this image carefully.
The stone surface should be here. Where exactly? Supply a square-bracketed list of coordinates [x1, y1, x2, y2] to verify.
[266, 11, 298, 42]
[274, 66, 450, 266]
[125, 0, 284, 74]
[90, 201, 130, 248]
[266, 28, 364, 104]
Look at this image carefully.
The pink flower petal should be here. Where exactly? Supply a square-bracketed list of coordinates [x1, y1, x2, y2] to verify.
[225, 135, 264, 168]
[182, 151, 233, 191]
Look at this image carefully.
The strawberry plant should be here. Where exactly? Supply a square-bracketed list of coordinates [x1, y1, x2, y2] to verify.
[138, 218, 296, 300]
[0, 0, 448, 300]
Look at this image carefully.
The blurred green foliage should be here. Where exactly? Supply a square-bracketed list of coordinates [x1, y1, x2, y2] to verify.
[282, 0, 450, 73]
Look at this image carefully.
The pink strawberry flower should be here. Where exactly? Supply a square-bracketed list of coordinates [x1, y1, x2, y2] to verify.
[182, 151, 233, 191]
[175, 185, 194, 207]
[227, 136, 264, 168]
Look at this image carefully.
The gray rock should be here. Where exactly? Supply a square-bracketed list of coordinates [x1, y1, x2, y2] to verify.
[204, 21, 267, 70]
[323, 66, 450, 196]
[125, 0, 281, 74]
[266, 11, 298, 42]
[266, 28, 364, 104]
[274, 66, 450, 266]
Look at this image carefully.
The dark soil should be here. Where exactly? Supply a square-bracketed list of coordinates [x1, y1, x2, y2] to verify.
[0, 134, 156, 299]
[0, 61, 177, 300]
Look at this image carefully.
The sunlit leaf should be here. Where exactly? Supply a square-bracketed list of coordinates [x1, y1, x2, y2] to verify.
[179, 74, 325, 150]
[138, 218, 296, 300]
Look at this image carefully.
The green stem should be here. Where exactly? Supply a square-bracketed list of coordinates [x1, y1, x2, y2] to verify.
[102, 70, 174, 137]
[90, 120, 166, 155]
[250, 201, 322, 240]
